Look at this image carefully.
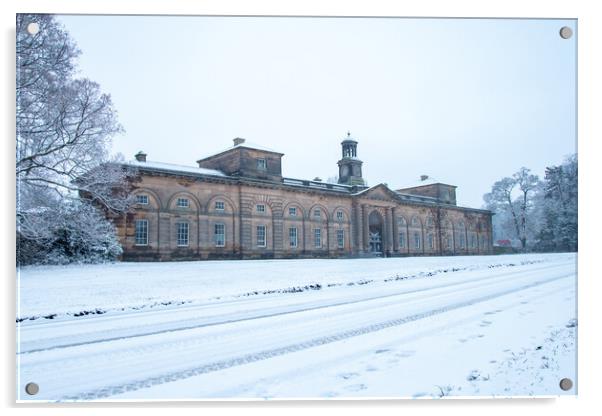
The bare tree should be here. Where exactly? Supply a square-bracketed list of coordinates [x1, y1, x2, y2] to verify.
[484, 168, 540, 252]
[16, 14, 133, 263]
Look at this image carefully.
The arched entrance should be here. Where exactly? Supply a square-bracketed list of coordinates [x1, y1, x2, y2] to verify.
[368, 210, 384, 256]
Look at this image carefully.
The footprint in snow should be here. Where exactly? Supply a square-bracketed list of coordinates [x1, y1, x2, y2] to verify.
[374, 349, 390, 354]
[345, 384, 367, 392]
[339, 372, 359, 380]
[480, 320, 492, 327]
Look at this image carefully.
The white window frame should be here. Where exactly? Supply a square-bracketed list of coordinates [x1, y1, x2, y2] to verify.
[256, 204, 266, 213]
[313, 209, 321, 218]
[134, 219, 149, 246]
[414, 231, 421, 249]
[176, 197, 189, 208]
[176, 222, 189, 247]
[289, 207, 297, 217]
[257, 158, 267, 170]
[136, 194, 149, 205]
[399, 232, 406, 248]
[336, 210, 344, 221]
[215, 201, 225, 211]
[214, 223, 225, 247]
[314, 228, 322, 248]
[256, 225, 267, 247]
[289, 227, 298, 248]
[337, 229, 345, 249]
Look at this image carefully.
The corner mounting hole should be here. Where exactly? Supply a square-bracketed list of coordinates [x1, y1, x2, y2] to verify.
[25, 382, 39, 395]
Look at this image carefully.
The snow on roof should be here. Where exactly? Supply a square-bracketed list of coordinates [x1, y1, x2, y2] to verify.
[197, 141, 283, 161]
[398, 176, 456, 189]
[124, 160, 226, 177]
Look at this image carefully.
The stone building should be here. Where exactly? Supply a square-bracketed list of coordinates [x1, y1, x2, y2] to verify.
[114, 135, 493, 261]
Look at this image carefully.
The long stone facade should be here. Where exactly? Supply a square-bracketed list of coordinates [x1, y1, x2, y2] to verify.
[114, 136, 493, 261]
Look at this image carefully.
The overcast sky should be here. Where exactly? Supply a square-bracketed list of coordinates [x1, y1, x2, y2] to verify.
[57, 15, 576, 208]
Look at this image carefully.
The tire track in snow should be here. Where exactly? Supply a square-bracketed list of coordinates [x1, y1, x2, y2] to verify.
[20, 262, 567, 355]
[59, 272, 572, 401]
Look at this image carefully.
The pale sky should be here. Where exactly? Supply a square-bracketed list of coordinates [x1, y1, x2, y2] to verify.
[57, 15, 576, 208]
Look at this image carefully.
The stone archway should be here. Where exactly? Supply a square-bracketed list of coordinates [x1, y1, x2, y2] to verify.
[368, 210, 384, 256]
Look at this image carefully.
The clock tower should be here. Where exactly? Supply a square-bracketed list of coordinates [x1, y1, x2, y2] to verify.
[337, 132, 365, 186]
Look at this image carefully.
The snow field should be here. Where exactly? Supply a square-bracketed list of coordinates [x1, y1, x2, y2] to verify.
[16, 253, 576, 400]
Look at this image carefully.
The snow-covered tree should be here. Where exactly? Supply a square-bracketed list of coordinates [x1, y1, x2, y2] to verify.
[483, 168, 541, 251]
[16, 14, 133, 264]
[533, 155, 577, 252]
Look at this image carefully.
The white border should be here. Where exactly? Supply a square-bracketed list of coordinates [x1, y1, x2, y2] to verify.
[3, 1, 599, 415]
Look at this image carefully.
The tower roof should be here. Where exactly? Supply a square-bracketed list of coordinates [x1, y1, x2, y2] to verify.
[341, 131, 358, 145]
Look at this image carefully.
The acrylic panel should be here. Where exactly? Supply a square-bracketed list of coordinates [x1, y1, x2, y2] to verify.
[16, 14, 577, 401]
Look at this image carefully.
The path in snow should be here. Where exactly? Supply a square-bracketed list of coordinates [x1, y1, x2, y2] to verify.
[16, 254, 577, 401]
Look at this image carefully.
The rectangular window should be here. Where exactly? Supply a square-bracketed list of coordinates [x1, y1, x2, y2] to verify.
[399, 232, 405, 248]
[134, 219, 148, 246]
[428, 234, 434, 250]
[177, 222, 189, 247]
[289, 207, 297, 216]
[446, 235, 452, 249]
[314, 209, 321, 218]
[336, 211, 344, 220]
[176, 198, 189, 208]
[289, 227, 298, 248]
[314, 228, 322, 248]
[215, 201, 225, 211]
[337, 229, 345, 249]
[257, 225, 267, 247]
[214, 223, 225, 247]
[471, 235, 477, 248]
[136, 195, 149, 205]
[256, 204, 266, 213]
[459, 234, 465, 249]
[414, 232, 421, 249]
[257, 158, 267, 170]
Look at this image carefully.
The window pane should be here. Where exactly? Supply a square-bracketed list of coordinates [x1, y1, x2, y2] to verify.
[289, 207, 297, 216]
[314, 228, 321, 248]
[135, 219, 148, 245]
[214, 223, 225, 246]
[177, 222, 189, 246]
[289, 227, 298, 248]
[337, 229, 344, 248]
[177, 198, 189, 208]
[399, 232, 405, 248]
[215, 201, 225, 210]
[136, 195, 148, 204]
[257, 225, 266, 247]
[414, 232, 421, 249]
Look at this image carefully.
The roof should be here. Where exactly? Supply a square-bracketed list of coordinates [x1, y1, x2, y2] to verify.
[197, 141, 284, 162]
[123, 160, 226, 177]
[398, 177, 457, 190]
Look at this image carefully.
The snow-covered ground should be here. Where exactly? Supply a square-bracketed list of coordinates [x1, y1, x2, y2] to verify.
[16, 253, 577, 401]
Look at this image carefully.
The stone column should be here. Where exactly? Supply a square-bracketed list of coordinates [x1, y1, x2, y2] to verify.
[362, 204, 369, 253]
[392, 207, 399, 252]
[384, 207, 392, 256]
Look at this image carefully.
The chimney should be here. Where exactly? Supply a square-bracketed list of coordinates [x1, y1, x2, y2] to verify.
[233, 137, 245, 146]
[134, 151, 147, 162]
[420, 174, 429, 181]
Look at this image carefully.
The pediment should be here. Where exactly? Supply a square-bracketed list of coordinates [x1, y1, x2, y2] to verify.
[354, 184, 399, 202]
